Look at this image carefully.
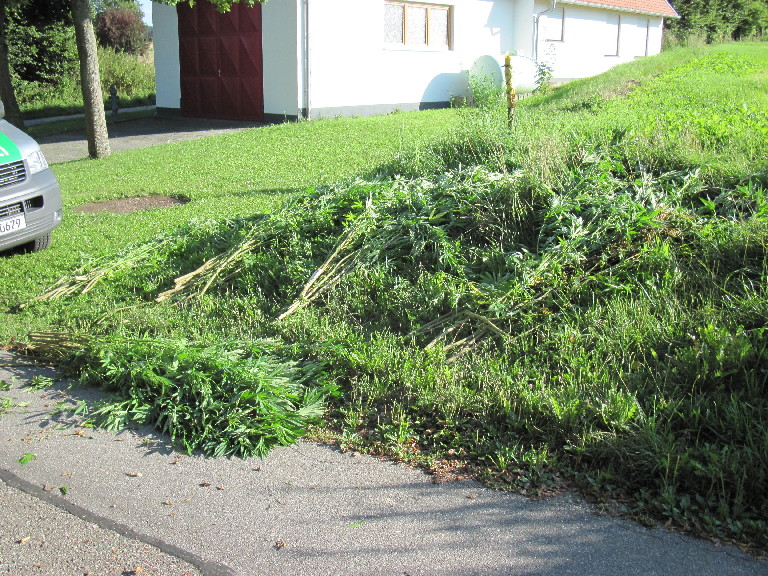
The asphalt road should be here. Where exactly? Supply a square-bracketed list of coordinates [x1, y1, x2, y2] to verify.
[1, 351, 766, 576]
[37, 111, 261, 164]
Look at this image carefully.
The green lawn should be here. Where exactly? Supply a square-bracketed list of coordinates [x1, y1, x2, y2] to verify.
[0, 109, 459, 315]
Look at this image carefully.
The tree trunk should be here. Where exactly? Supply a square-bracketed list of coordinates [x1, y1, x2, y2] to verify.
[0, 0, 24, 129]
[70, 0, 109, 159]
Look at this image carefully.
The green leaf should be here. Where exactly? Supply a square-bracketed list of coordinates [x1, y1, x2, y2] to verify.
[18, 453, 37, 466]
[26, 376, 56, 391]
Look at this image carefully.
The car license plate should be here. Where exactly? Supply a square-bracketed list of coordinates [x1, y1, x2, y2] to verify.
[0, 214, 26, 236]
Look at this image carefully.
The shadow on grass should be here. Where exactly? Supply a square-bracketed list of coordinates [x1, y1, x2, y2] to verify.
[1, 352, 764, 576]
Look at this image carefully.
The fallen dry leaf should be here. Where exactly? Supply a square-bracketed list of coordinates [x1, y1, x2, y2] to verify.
[465, 493, 478, 499]
[216, 486, 226, 491]
[18, 536, 30, 545]
[274, 539, 286, 550]
[199, 482, 212, 487]
[126, 472, 143, 478]
[162, 500, 173, 506]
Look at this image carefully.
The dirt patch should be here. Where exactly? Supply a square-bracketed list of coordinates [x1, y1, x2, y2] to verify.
[76, 195, 189, 215]
[606, 79, 643, 99]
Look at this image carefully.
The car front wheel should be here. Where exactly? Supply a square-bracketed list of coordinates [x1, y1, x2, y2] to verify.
[25, 232, 51, 252]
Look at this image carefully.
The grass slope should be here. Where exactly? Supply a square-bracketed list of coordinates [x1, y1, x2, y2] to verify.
[3, 43, 767, 552]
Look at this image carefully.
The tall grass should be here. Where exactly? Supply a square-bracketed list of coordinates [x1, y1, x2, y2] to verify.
[16, 46, 155, 119]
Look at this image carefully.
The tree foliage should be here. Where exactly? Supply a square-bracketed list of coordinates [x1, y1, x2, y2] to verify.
[92, 0, 142, 15]
[95, 7, 149, 55]
[6, 0, 77, 84]
[666, 0, 768, 42]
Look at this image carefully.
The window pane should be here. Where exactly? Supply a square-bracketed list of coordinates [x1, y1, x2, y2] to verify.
[384, 4, 404, 44]
[406, 5, 427, 45]
[429, 7, 449, 47]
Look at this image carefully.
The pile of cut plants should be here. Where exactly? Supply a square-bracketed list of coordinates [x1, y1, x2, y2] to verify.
[15, 43, 768, 552]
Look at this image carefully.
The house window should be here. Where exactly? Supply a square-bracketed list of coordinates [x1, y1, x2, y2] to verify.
[544, 6, 565, 42]
[605, 13, 621, 56]
[384, 1, 452, 49]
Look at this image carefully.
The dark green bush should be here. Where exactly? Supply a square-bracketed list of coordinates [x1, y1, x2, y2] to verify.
[96, 7, 150, 55]
[7, 13, 77, 84]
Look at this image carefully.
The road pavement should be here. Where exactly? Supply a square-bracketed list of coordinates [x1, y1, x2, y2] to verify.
[1, 351, 766, 576]
[36, 110, 261, 164]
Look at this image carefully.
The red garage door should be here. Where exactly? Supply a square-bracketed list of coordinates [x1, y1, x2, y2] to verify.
[177, 0, 264, 121]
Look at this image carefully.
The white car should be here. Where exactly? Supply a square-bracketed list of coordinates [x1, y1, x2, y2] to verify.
[0, 100, 62, 253]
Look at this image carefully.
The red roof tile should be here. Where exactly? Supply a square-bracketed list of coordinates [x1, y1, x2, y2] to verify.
[561, 0, 679, 18]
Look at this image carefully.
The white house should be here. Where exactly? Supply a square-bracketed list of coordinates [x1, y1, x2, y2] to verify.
[152, 0, 678, 122]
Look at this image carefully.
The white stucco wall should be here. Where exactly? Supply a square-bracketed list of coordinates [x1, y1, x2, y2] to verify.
[152, 2, 180, 110]
[152, 0, 669, 118]
[262, 0, 302, 118]
[304, 0, 518, 117]
[535, 1, 665, 80]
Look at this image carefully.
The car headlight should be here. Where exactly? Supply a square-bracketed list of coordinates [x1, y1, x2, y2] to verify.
[25, 148, 49, 175]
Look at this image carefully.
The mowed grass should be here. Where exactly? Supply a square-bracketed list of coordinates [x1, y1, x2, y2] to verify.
[0, 109, 459, 315]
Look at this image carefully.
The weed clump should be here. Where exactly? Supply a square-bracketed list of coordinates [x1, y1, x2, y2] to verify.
[60, 337, 334, 458]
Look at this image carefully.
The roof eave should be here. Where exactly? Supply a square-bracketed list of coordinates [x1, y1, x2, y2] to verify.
[558, 0, 681, 19]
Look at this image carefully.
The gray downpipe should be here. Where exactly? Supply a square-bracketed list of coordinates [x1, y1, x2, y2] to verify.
[303, 0, 311, 120]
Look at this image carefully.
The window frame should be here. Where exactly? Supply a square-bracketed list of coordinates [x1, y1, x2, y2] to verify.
[384, 1, 454, 50]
